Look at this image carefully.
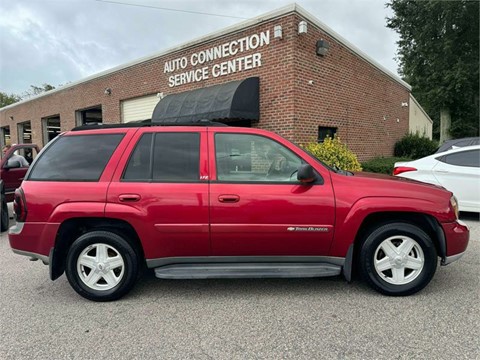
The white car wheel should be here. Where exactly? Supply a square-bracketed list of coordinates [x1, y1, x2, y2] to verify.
[373, 235, 425, 285]
[77, 243, 125, 291]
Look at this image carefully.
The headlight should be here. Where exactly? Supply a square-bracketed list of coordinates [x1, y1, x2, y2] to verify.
[450, 195, 459, 219]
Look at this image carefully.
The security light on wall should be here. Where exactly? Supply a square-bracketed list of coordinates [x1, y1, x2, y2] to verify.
[104, 88, 112, 95]
[316, 39, 330, 56]
[298, 21, 307, 34]
[274, 25, 282, 39]
[9, 116, 14, 121]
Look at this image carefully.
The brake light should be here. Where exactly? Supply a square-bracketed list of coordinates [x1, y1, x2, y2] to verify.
[13, 188, 27, 222]
[393, 166, 417, 176]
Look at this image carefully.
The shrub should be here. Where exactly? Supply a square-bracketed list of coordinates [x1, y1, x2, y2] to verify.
[303, 136, 362, 172]
[361, 157, 411, 175]
[394, 133, 438, 159]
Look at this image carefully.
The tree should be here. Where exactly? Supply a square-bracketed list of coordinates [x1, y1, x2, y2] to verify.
[0, 92, 21, 108]
[387, 0, 479, 141]
[22, 83, 56, 100]
[0, 84, 57, 108]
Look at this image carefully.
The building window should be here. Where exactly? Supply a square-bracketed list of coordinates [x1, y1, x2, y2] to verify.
[0, 126, 10, 148]
[75, 106, 103, 126]
[318, 126, 337, 143]
[42, 116, 61, 145]
[18, 121, 32, 144]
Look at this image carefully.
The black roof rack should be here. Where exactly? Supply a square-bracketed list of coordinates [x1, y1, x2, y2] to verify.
[71, 119, 228, 131]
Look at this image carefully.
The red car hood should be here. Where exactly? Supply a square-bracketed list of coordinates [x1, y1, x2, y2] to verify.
[353, 171, 446, 191]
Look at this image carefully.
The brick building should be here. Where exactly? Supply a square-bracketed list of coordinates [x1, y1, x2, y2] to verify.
[0, 4, 431, 161]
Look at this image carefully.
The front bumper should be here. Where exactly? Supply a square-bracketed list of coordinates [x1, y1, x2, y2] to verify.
[440, 219, 469, 266]
[443, 251, 466, 265]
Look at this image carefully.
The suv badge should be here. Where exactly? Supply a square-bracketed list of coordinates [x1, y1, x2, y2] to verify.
[287, 226, 329, 232]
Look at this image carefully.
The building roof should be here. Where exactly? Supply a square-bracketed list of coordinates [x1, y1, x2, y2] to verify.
[1, 3, 411, 112]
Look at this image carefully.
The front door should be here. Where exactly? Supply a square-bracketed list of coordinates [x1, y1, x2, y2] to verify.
[1, 145, 39, 201]
[209, 131, 335, 257]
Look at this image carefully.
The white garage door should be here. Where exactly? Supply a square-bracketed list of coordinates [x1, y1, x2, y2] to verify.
[121, 94, 160, 123]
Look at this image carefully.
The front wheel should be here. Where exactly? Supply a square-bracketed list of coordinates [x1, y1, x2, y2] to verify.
[360, 223, 437, 296]
[65, 231, 139, 301]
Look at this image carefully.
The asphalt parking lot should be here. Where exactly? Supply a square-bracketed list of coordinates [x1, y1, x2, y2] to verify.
[0, 211, 478, 360]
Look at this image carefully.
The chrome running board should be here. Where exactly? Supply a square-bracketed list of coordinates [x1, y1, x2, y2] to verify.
[154, 262, 341, 279]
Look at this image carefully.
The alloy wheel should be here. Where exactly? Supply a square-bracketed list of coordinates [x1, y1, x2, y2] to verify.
[76, 243, 125, 291]
[373, 235, 425, 285]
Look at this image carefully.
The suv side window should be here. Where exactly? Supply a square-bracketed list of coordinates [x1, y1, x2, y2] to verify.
[215, 133, 303, 182]
[438, 150, 480, 167]
[28, 134, 124, 181]
[123, 132, 200, 182]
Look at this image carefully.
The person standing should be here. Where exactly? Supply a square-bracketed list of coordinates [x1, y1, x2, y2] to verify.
[2, 145, 30, 167]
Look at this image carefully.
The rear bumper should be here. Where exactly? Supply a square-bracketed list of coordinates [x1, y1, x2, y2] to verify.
[9, 221, 58, 259]
[440, 219, 469, 266]
[11, 248, 50, 264]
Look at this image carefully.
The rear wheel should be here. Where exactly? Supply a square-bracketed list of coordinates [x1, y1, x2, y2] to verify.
[360, 223, 437, 296]
[65, 231, 139, 301]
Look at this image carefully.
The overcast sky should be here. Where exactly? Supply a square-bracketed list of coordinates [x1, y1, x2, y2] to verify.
[0, 0, 401, 95]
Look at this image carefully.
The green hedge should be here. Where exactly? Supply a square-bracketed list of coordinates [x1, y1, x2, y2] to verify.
[303, 136, 362, 172]
[361, 157, 411, 175]
[394, 133, 438, 159]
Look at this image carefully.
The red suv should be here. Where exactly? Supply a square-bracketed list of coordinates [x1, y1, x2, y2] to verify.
[9, 122, 469, 301]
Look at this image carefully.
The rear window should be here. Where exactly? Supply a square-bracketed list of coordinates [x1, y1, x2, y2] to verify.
[438, 149, 480, 167]
[122, 132, 200, 182]
[28, 134, 124, 181]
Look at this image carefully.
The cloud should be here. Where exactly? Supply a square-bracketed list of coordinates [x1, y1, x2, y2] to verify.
[0, 0, 400, 94]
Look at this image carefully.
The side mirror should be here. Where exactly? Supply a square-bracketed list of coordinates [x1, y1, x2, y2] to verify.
[297, 164, 315, 183]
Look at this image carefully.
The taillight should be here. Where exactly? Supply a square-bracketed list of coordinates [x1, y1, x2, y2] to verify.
[393, 166, 417, 176]
[13, 188, 27, 222]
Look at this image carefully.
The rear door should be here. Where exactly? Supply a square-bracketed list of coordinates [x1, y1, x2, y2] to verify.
[208, 129, 336, 257]
[106, 128, 210, 261]
[1, 145, 39, 201]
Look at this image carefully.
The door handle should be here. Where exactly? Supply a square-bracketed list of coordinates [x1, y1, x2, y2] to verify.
[218, 194, 240, 203]
[119, 194, 141, 202]
[434, 169, 449, 174]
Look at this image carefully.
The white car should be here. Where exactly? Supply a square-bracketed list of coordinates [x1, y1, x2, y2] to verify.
[394, 145, 480, 213]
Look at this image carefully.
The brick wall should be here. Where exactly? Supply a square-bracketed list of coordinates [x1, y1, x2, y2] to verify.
[292, 14, 410, 160]
[0, 11, 409, 161]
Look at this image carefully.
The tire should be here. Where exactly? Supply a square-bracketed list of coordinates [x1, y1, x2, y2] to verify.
[0, 193, 8, 232]
[359, 222, 437, 296]
[65, 231, 139, 301]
